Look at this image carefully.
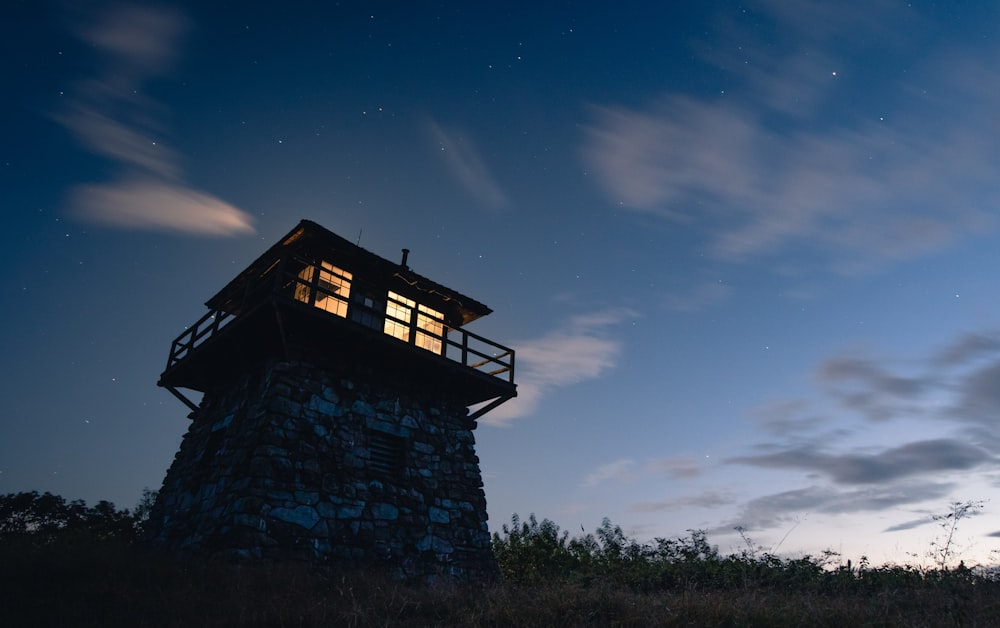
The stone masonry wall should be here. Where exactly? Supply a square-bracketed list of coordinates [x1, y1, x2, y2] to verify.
[150, 358, 497, 582]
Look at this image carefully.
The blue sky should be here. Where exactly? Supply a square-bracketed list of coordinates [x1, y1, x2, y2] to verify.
[3, 0, 1000, 566]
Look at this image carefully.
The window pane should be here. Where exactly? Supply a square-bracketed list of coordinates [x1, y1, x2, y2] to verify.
[383, 292, 443, 353]
[295, 262, 352, 318]
[315, 262, 351, 317]
[350, 293, 382, 330]
[415, 305, 443, 353]
[384, 291, 413, 341]
[294, 265, 314, 304]
[384, 319, 410, 342]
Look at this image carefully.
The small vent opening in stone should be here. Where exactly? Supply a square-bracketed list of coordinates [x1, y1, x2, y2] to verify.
[369, 430, 405, 476]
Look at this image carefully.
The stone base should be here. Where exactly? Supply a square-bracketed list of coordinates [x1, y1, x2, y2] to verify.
[149, 358, 498, 582]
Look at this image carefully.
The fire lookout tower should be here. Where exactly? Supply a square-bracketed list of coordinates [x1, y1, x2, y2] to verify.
[150, 219, 515, 580]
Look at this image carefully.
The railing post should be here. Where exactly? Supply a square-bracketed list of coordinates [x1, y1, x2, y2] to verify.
[166, 340, 179, 370]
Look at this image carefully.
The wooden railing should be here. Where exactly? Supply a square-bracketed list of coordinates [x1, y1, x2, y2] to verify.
[165, 256, 515, 386]
[165, 308, 236, 369]
[442, 324, 514, 383]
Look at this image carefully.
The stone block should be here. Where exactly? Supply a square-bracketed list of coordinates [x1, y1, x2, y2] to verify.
[338, 504, 363, 519]
[400, 414, 418, 428]
[309, 397, 340, 417]
[413, 442, 435, 454]
[428, 507, 450, 524]
[351, 399, 374, 417]
[417, 534, 453, 554]
[270, 505, 320, 530]
[368, 417, 407, 436]
[233, 513, 266, 531]
[316, 501, 337, 519]
[321, 386, 340, 403]
[371, 503, 399, 520]
[294, 490, 319, 505]
[265, 490, 294, 503]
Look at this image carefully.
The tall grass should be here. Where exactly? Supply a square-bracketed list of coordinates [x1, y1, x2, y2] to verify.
[2, 498, 999, 626]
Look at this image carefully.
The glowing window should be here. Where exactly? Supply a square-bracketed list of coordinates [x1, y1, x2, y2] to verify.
[384, 292, 444, 353]
[294, 262, 352, 318]
[415, 304, 444, 354]
[384, 291, 415, 342]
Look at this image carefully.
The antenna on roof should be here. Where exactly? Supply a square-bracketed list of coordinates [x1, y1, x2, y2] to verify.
[356, 229, 363, 246]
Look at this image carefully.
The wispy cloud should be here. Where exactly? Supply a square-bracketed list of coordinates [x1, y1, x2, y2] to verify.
[752, 399, 830, 439]
[73, 178, 254, 236]
[663, 280, 732, 313]
[933, 332, 1000, 367]
[426, 118, 508, 210]
[581, 2, 998, 271]
[807, 336, 1000, 435]
[728, 439, 993, 485]
[722, 328, 1000, 533]
[951, 361, 1000, 434]
[631, 490, 734, 514]
[59, 3, 254, 236]
[725, 482, 956, 533]
[82, 2, 189, 76]
[480, 307, 636, 426]
[582, 458, 636, 488]
[818, 355, 929, 423]
[57, 106, 181, 177]
[883, 515, 937, 533]
[647, 456, 705, 479]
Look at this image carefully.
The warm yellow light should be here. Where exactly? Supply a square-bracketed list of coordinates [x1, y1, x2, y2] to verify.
[295, 262, 352, 318]
[416, 304, 444, 353]
[385, 291, 443, 353]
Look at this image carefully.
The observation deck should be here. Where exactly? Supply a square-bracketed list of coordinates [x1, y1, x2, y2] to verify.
[158, 220, 515, 418]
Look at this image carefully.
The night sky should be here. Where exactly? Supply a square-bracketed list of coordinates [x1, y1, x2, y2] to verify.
[4, 0, 1000, 565]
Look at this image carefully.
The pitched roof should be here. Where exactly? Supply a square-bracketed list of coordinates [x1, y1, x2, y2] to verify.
[205, 219, 493, 326]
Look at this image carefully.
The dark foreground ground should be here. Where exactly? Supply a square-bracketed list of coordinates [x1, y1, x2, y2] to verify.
[3, 540, 999, 627]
